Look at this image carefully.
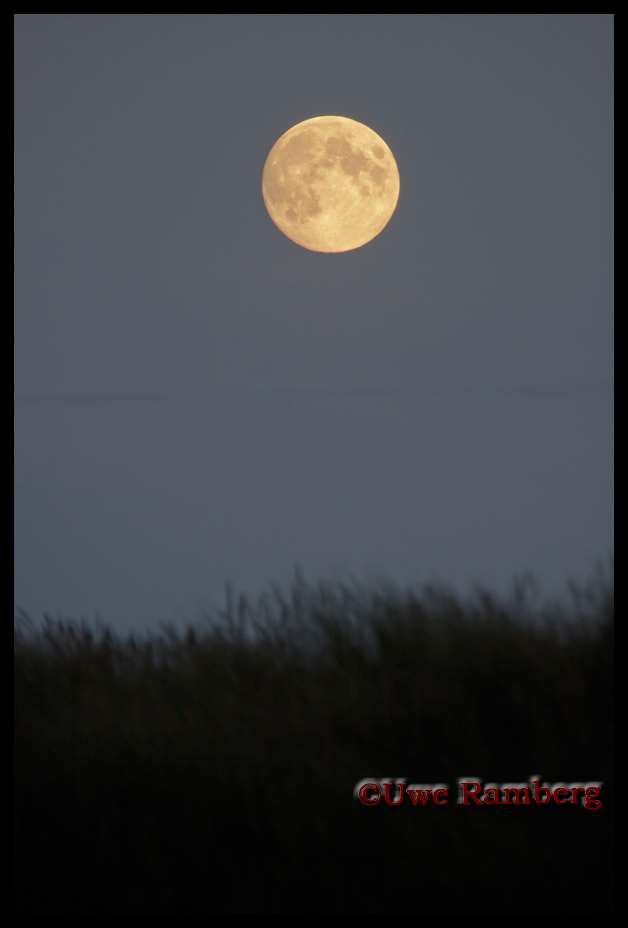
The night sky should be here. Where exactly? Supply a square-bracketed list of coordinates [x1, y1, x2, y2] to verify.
[14, 15, 614, 635]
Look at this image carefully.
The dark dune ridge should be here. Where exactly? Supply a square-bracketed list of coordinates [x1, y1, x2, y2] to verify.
[14, 568, 613, 913]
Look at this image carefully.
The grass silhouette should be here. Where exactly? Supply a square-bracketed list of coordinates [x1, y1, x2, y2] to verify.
[14, 569, 613, 913]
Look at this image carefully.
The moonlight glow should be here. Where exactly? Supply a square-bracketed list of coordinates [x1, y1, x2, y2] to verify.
[262, 116, 400, 253]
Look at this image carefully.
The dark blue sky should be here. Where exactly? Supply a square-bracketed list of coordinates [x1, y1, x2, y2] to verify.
[14, 14, 613, 635]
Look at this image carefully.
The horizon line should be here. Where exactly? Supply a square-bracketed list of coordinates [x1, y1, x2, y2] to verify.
[13, 381, 615, 406]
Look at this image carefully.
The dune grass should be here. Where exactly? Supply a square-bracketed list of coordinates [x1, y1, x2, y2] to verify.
[14, 570, 613, 913]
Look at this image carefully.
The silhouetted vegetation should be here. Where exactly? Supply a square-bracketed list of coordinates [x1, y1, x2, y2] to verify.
[14, 568, 613, 913]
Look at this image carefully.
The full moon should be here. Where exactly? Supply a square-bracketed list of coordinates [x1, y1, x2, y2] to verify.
[262, 116, 400, 253]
